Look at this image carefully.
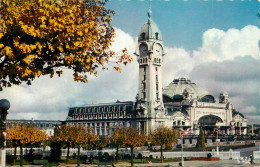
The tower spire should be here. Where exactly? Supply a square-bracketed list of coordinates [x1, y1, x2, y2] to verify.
[148, 6, 152, 19]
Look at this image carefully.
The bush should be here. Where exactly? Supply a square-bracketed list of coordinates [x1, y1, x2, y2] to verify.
[136, 153, 143, 159]
[124, 154, 131, 160]
[103, 152, 110, 162]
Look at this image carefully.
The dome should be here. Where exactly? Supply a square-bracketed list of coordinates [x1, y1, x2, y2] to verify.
[163, 78, 213, 102]
[138, 9, 162, 42]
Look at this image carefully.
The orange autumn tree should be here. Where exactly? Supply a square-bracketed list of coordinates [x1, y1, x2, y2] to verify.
[111, 127, 127, 163]
[52, 124, 99, 164]
[124, 127, 147, 167]
[149, 126, 179, 163]
[70, 125, 99, 167]
[0, 0, 132, 90]
[6, 123, 47, 167]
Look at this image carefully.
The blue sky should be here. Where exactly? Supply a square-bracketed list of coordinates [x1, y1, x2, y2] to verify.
[107, 0, 260, 50]
[1, 0, 260, 124]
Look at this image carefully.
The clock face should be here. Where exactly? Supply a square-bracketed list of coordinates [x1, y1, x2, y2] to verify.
[154, 44, 162, 56]
[139, 44, 147, 57]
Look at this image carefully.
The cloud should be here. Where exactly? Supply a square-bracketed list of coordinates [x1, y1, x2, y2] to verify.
[162, 47, 194, 86]
[1, 25, 260, 125]
[193, 25, 260, 64]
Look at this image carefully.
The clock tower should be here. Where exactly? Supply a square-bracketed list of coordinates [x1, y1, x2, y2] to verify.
[135, 9, 165, 134]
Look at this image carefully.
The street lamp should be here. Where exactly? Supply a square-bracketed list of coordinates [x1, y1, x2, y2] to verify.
[216, 126, 220, 156]
[181, 133, 184, 167]
[0, 99, 10, 167]
[238, 111, 241, 135]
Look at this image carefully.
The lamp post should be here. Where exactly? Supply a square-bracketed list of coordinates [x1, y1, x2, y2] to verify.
[238, 111, 241, 135]
[181, 133, 184, 166]
[252, 120, 254, 137]
[0, 99, 10, 167]
[216, 126, 220, 156]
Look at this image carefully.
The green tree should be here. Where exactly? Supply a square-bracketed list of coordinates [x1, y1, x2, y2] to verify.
[49, 140, 62, 163]
[196, 127, 207, 150]
[0, 0, 132, 90]
[149, 126, 178, 163]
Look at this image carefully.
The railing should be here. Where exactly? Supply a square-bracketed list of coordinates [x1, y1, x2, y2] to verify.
[148, 150, 240, 160]
[253, 151, 260, 159]
[6, 148, 239, 160]
[197, 102, 225, 108]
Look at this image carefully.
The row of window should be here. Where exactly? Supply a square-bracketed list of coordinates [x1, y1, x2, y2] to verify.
[139, 57, 148, 64]
[73, 112, 125, 120]
[8, 122, 58, 128]
[154, 58, 161, 64]
[139, 58, 161, 65]
[173, 120, 185, 126]
[73, 105, 127, 114]
[140, 32, 160, 40]
[71, 122, 125, 127]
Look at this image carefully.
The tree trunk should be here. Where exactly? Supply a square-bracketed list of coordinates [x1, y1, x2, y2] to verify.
[13, 146, 17, 165]
[66, 144, 70, 164]
[116, 145, 119, 163]
[130, 146, 134, 167]
[77, 146, 81, 167]
[160, 145, 163, 163]
[20, 143, 23, 167]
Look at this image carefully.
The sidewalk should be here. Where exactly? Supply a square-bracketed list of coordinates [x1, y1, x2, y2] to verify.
[6, 159, 260, 167]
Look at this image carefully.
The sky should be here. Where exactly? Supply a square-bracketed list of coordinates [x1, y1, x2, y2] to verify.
[1, 0, 260, 124]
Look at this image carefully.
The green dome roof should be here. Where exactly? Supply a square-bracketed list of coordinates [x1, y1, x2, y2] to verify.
[138, 9, 162, 42]
[163, 78, 210, 101]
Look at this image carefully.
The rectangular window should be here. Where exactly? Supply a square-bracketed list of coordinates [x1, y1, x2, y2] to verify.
[155, 67, 158, 71]
[143, 83, 146, 89]
[144, 75, 146, 80]
[155, 32, 159, 40]
[156, 84, 158, 90]
[143, 92, 146, 99]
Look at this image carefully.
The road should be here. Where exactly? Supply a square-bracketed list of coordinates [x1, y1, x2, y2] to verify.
[235, 143, 260, 158]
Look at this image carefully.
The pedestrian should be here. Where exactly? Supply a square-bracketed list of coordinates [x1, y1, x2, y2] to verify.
[250, 155, 255, 165]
